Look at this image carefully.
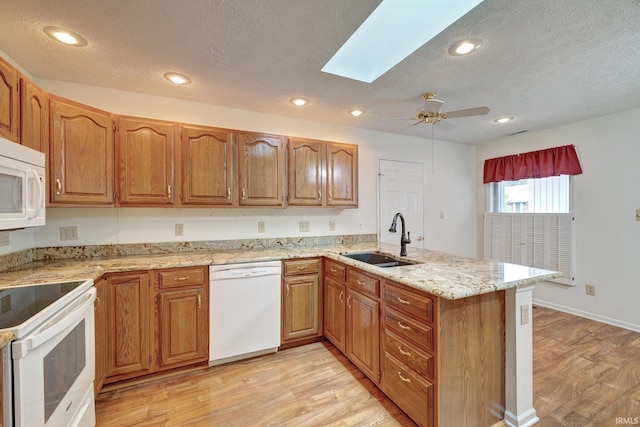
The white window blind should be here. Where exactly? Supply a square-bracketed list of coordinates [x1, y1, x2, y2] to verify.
[483, 213, 575, 285]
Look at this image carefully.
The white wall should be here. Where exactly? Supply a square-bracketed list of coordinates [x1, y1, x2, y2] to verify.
[476, 108, 640, 331]
[0, 77, 477, 257]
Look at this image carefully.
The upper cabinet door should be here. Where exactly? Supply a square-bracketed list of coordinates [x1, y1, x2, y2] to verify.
[180, 125, 235, 206]
[287, 137, 324, 206]
[238, 132, 285, 207]
[117, 116, 176, 206]
[20, 76, 49, 154]
[50, 97, 114, 205]
[0, 57, 19, 142]
[326, 142, 358, 207]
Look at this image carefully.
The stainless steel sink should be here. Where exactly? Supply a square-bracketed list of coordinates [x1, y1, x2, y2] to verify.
[341, 252, 421, 268]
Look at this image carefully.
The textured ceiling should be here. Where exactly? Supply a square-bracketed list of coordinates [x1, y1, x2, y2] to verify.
[1, 0, 639, 144]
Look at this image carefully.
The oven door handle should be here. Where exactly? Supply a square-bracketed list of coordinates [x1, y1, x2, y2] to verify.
[13, 288, 96, 358]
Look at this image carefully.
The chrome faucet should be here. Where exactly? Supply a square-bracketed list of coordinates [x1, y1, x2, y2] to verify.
[388, 212, 411, 256]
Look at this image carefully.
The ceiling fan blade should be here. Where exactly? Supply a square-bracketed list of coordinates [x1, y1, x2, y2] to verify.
[379, 117, 416, 121]
[436, 120, 456, 131]
[444, 106, 490, 118]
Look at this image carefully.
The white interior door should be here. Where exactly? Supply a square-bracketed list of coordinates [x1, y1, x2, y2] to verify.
[379, 159, 425, 249]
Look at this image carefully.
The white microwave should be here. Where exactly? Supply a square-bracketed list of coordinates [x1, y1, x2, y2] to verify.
[0, 136, 45, 231]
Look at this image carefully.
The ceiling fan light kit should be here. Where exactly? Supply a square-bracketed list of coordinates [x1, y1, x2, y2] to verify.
[412, 92, 489, 125]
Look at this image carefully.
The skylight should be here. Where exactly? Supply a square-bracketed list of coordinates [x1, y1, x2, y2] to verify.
[321, 0, 484, 83]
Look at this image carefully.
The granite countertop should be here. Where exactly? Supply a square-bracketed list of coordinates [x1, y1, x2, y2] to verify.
[0, 241, 561, 300]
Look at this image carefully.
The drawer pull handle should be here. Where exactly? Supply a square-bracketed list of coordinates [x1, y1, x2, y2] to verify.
[397, 321, 411, 331]
[398, 347, 411, 357]
[174, 277, 190, 281]
[397, 297, 411, 305]
[398, 372, 411, 383]
[357, 280, 366, 285]
[296, 266, 307, 270]
[330, 268, 337, 273]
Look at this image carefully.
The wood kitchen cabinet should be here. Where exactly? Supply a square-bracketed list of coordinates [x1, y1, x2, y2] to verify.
[287, 137, 359, 208]
[346, 268, 380, 384]
[179, 124, 236, 206]
[323, 259, 380, 384]
[0, 56, 19, 142]
[19, 76, 48, 154]
[104, 271, 153, 382]
[49, 97, 115, 205]
[156, 267, 209, 370]
[116, 116, 177, 206]
[287, 137, 324, 206]
[326, 142, 358, 207]
[281, 258, 323, 347]
[94, 277, 108, 397]
[237, 132, 286, 207]
[103, 266, 209, 385]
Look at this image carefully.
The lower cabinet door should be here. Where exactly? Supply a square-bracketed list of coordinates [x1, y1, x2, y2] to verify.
[346, 290, 380, 384]
[324, 277, 346, 353]
[383, 353, 434, 427]
[158, 287, 209, 369]
[282, 274, 321, 343]
[106, 272, 153, 380]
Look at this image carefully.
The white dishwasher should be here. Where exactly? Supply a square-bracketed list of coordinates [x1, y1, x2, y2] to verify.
[209, 261, 281, 366]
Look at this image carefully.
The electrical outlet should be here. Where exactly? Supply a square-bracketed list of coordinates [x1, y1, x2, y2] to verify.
[258, 221, 265, 233]
[175, 223, 184, 236]
[0, 295, 11, 314]
[636, 209, 640, 221]
[358, 221, 363, 230]
[0, 231, 9, 247]
[520, 304, 530, 325]
[299, 221, 310, 232]
[440, 210, 445, 219]
[60, 226, 78, 241]
[329, 220, 336, 231]
[586, 284, 596, 296]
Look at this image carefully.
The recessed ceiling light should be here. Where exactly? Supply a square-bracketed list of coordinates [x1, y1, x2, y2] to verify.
[43, 26, 88, 47]
[494, 116, 514, 124]
[349, 109, 364, 117]
[164, 72, 192, 85]
[448, 38, 483, 56]
[289, 97, 310, 106]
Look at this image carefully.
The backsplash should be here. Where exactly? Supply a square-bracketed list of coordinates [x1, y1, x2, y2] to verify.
[0, 234, 376, 272]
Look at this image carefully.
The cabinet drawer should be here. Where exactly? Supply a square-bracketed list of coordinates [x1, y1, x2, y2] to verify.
[385, 308, 433, 352]
[385, 331, 434, 380]
[384, 354, 434, 427]
[283, 258, 321, 276]
[325, 259, 346, 282]
[157, 267, 206, 288]
[385, 282, 433, 323]
[348, 269, 380, 297]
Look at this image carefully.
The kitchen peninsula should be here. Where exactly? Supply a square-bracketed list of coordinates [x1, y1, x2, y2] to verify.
[0, 236, 561, 427]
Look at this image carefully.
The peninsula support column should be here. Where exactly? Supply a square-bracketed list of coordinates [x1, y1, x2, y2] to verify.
[504, 284, 538, 427]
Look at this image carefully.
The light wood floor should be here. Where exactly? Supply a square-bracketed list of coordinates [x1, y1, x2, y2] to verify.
[95, 307, 640, 426]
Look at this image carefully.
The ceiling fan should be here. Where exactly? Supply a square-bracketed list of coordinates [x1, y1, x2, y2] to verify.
[409, 92, 490, 126]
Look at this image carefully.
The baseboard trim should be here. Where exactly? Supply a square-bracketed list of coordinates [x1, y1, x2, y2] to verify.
[533, 299, 640, 333]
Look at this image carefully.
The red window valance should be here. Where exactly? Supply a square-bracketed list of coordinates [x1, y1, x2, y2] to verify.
[483, 144, 582, 184]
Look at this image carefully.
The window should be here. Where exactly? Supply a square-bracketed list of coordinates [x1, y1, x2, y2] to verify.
[489, 175, 571, 213]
